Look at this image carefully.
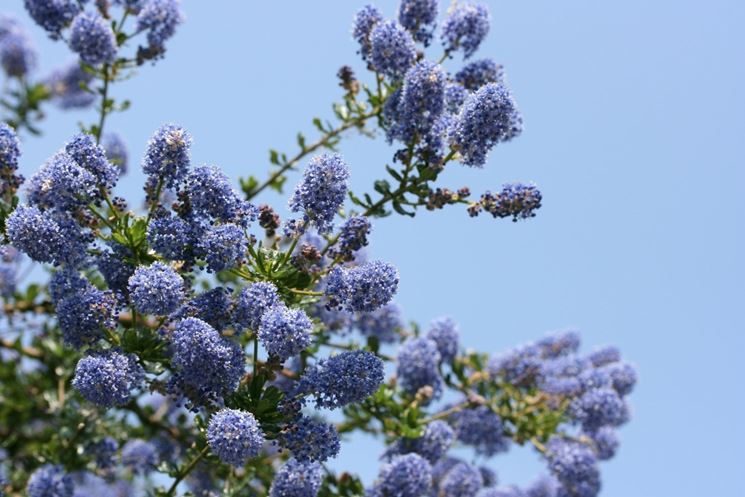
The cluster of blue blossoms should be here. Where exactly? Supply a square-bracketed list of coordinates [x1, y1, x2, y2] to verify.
[0, 117, 404, 490]
[23, 0, 183, 56]
[353, 326, 636, 497]
[1, 12, 96, 108]
[0, 2, 636, 497]
[354, 1, 523, 169]
[0, 0, 184, 139]
[0, 14, 36, 77]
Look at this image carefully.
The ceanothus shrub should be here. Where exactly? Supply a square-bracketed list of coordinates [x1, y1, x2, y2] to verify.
[0, 2, 636, 497]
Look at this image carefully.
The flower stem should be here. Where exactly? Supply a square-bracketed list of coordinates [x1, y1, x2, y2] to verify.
[248, 109, 380, 201]
[94, 63, 111, 144]
[165, 445, 210, 496]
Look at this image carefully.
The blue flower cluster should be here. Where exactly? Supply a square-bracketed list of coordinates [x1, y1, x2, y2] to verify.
[136, 0, 184, 53]
[353, 5, 383, 62]
[234, 281, 281, 333]
[45, 61, 96, 109]
[142, 123, 192, 186]
[448, 405, 510, 456]
[186, 164, 253, 224]
[441, 2, 490, 59]
[396, 336, 442, 397]
[331, 215, 371, 261]
[545, 437, 600, 497]
[398, 0, 438, 45]
[324, 260, 399, 312]
[279, 415, 340, 463]
[0, 16, 36, 77]
[0, 122, 22, 199]
[65, 133, 119, 189]
[370, 20, 417, 80]
[353, 302, 404, 343]
[470, 183, 543, 220]
[121, 439, 158, 474]
[26, 134, 118, 211]
[26, 464, 73, 497]
[386, 60, 447, 145]
[450, 83, 523, 167]
[168, 317, 245, 405]
[258, 305, 314, 362]
[68, 11, 117, 66]
[289, 154, 349, 233]
[482, 331, 637, 497]
[351, 2, 525, 176]
[72, 349, 145, 407]
[370, 453, 432, 497]
[385, 420, 455, 463]
[455, 59, 503, 91]
[146, 215, 193, 260]
[199, 223, 247, 272]
[23, 0, 80, 37]
[426, 316, 460, 363]
[269, 459, 323, 497]
[207, 408, 265, 467]
[128, 262, 185, 315]
[294, 350, 384, 409]
[55, 281, 117, 348]
[102, 132, 129, 173]
[440, 462, 484, 497]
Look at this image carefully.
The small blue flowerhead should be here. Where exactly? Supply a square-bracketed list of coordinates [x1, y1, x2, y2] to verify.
[128, 262, 185, 315]
[207, 408, 265, 467]
[68, 11, 117, 66]
[289, 154, 350, 233]
[73, 350, 145, 407]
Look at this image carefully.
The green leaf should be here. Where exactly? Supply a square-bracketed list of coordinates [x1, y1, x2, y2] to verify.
[268, 175, 287, 193]
[392, 200, 415, 217]
[269, 149, 281, 165]
[240, 176, 259, 197]
[274, 266, 312, 292]
[386, 165, 403, 181]
[129, 218, 148, 247]
[373, 180, 390, 195]
[111, 232, 128, 246]
[312, 117, 324, 132]
[348, 190, 368, 208]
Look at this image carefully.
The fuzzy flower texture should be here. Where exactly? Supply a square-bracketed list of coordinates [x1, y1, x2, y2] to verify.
[351, 0, 537, 224]
[0, 2, 638, 496]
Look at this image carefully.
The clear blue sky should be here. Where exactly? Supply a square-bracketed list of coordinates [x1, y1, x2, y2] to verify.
[3, 1, 744, 496]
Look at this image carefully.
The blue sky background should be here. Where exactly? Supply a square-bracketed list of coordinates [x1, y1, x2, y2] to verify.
[3, 1, 744, 496]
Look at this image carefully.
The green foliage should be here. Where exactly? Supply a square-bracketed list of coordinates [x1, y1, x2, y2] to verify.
[225, 374, 286, 439]
[0, 81, 51, 135]
[319, 472, 366, 497]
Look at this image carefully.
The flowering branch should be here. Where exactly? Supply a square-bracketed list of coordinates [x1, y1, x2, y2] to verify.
[0, 2, 635, 497]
